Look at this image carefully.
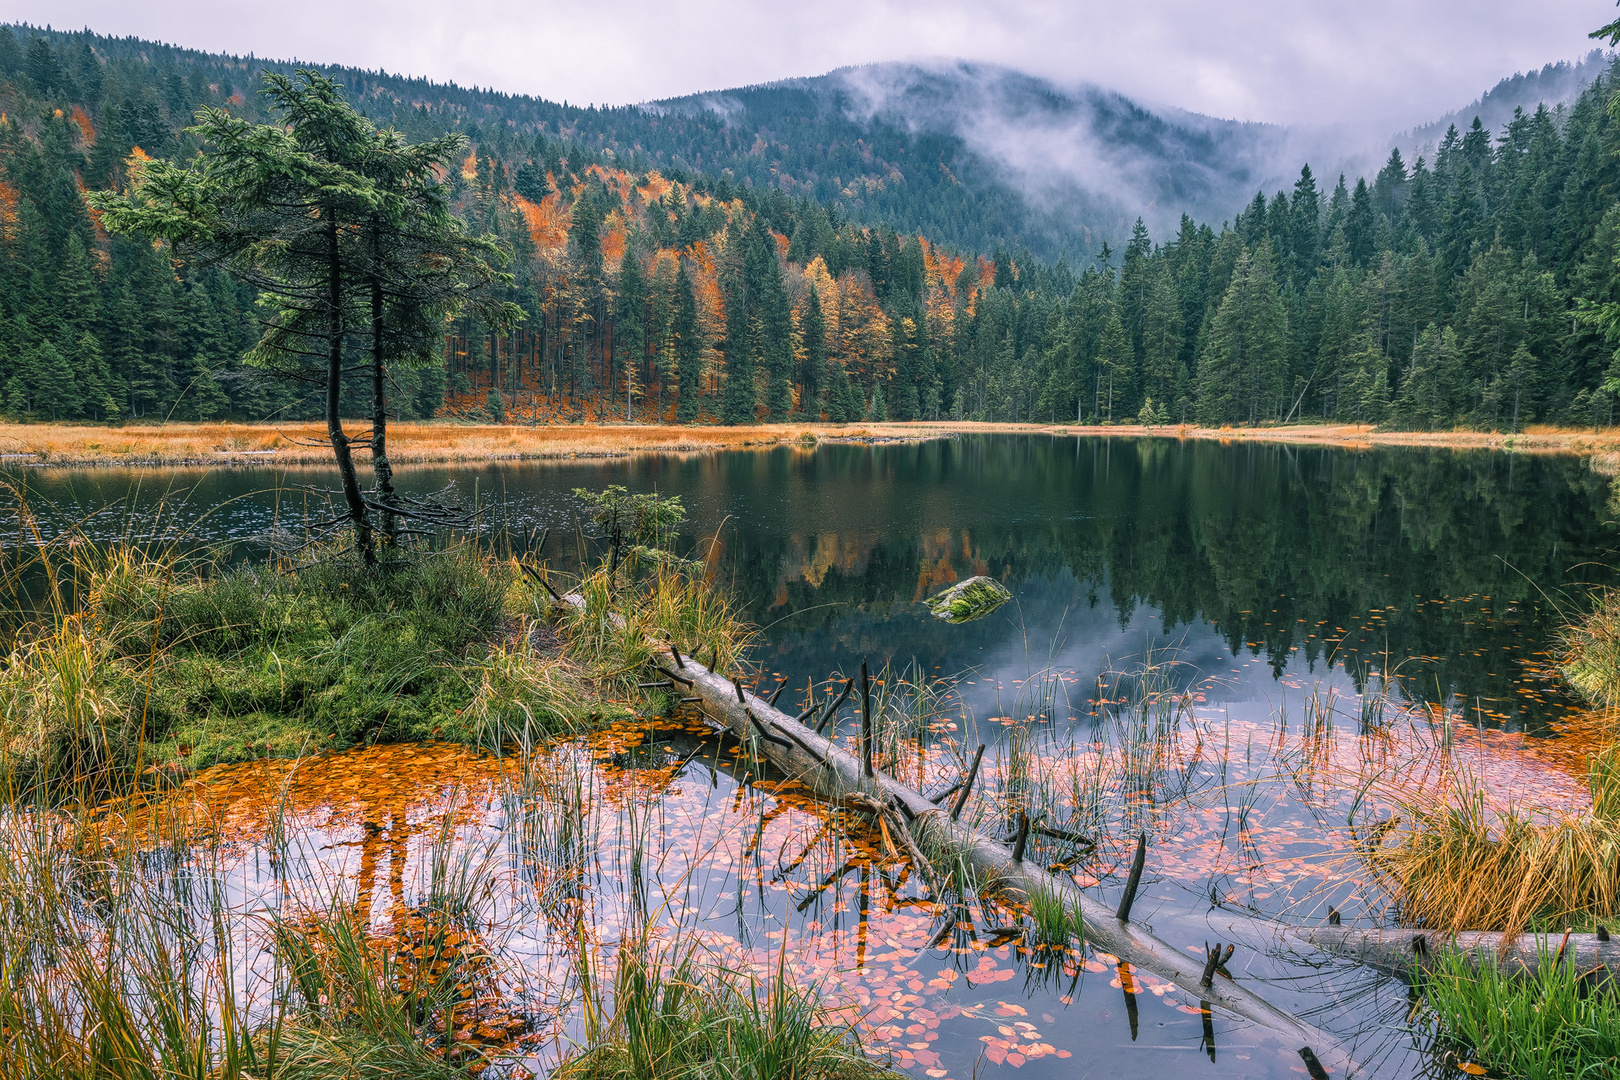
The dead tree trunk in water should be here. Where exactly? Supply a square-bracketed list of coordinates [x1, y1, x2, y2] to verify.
[615, 624, 1357, 1077]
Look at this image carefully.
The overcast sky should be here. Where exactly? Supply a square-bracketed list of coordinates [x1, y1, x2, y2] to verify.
[2, 0, 1608, 128]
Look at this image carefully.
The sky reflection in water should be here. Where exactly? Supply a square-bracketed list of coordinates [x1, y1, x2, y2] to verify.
[20, 433, 1620, 1078]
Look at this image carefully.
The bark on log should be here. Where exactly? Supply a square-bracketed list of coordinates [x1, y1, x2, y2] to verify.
[1291, 924, 1620, 981]
[654, 641, 1357, 1076]
[554, 592, 1354, 1075]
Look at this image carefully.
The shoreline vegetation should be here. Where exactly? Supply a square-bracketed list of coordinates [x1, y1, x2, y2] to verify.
[1, 40, 1618, 1078]
[5, 418, 1620, 470]
[3, 485, 1620, 1076]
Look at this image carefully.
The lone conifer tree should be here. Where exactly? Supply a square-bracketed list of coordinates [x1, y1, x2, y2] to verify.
[94, 70, 511, 560]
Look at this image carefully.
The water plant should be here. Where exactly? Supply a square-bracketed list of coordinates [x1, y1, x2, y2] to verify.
[1562, 589, 1620, 707]
[1025, 884, 1085, 951]
[1421, 944, 1620, 1080]
[558, 936, 892, 1080]
[0, 489, 668, 790]
[1367, 778, 1620, 935]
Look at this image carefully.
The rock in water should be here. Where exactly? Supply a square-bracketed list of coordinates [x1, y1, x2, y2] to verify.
[926, 576, 1013, 623]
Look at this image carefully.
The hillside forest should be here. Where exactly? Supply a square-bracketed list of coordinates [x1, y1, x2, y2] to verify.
[5, 25, 1620, 430]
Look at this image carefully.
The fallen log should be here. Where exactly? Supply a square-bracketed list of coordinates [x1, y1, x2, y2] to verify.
[553, 592, 1355, 1075]
[656, 642, 1358, 1077]
[1291, 924, 1620, 981]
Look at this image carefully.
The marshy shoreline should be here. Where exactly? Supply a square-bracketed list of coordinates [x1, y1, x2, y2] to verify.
[3, 418, 1620, 471]
[6, 449, 1620, 1079]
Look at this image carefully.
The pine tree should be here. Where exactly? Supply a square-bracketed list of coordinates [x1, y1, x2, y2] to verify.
[1289, 165, 1321, 290]
[759, 254, 793, 421]
[1140, 261, 1185, 411]
[1094, 307, 1129, 423]
[801, 285, 827, 416]
[31, 340, 78, 419]
[616, 250, 647, 420]
[1392, 324, 1462, 430]
[1195, 243, 1288, 425]
[719, 230, 758, 425]
[826, 360, 859, 422]
[673, 262, 702, 422]
[94, 71, 440, 563]
[865, 381, 887, 421]
[1346, 179, 1376, 266]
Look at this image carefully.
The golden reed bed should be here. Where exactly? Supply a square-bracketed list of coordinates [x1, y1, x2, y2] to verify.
[0, 419, 1616, 468]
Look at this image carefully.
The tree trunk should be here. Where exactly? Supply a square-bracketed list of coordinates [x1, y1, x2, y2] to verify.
[326, 216, 374, 565]
[1291, 924, 1620, 982]
[369, 261, 395, 545]
[632, 637, 1357, 1077]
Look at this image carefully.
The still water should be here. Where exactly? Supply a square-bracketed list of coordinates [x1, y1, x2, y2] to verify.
[15, 434, 1620, 1078]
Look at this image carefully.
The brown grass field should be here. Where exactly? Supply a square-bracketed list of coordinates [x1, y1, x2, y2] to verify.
[0, 419, 1617, 469]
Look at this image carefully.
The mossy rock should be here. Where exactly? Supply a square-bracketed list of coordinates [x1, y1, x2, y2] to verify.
[925, 576, 1012, 623]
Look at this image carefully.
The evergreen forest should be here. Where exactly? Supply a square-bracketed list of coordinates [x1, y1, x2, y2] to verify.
[5, 23, 1620, 430]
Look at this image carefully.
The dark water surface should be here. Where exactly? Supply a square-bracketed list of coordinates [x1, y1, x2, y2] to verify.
[12, 434, 1619, 1078]
[13, 434, 1615, 729]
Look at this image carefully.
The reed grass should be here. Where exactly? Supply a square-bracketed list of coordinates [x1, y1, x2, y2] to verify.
[557, 558, 751, 699]
[1421, 944, 1620, 1080]
[0, 510, 622, 790]
[1562, 589, 1620, 708]
[1024, 884, 1084, 951]
[1366, 781, 1620, 935]
[0, 766, 520, 1080]
[558, 936, 890, 1080]
[1015, 656, 1208, 859]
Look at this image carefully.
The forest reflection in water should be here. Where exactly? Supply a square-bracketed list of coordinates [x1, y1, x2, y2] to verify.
[9, 433, 1615, 734]
[14, 433, 1620, 1078]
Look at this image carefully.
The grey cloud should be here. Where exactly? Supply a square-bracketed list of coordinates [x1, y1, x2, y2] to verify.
[4, 0, 1604, 129]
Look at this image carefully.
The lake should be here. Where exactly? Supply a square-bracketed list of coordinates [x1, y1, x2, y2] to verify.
[9, 433, 1616, 1078]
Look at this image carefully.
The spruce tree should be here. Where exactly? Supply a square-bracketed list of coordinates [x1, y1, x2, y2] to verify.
[801, 285, 827, 416]
[1141, 261, 1185, 411]
[673, 262, 703, 422]
[1094, 307, 1129, 423]
[94, 71, 429, 563]
[616, 250, 647, 420]
[1195, 243, 1288, 425]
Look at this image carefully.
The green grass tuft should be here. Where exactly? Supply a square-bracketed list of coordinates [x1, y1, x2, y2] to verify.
[1422, 945, 1620, 1080]
[559, 938, 891, 1080]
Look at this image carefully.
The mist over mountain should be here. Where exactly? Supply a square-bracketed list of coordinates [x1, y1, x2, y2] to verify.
[649, 61, 1298, 258]
[1402, 49, 1611, 154]
[645, 53, 1619, 260]
[1, 21, 1609, 261]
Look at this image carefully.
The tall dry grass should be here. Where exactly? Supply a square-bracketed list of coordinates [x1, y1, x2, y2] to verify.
[8, 418, 1620, 470]
[558, 932, 889, 1080]
[1563, 590, 1620, 708]
[0, 420, 944, 468]
[556, 558, 752, 699]
[0, 775, 514, 1080]
[1364, 738, 1620, 935]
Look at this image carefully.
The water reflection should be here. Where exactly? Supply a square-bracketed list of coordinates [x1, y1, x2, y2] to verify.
[8, 434, 1613, 734]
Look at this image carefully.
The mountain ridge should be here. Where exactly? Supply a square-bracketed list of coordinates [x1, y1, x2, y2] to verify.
[1, 21, 1609, 258]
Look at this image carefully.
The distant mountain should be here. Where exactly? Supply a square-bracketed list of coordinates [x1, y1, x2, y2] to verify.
[645, 61, 1301, 259]
[1402, 50, 1612, 153]
[625, 54, 1620, 257]
[3, 23, 1610, 260]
